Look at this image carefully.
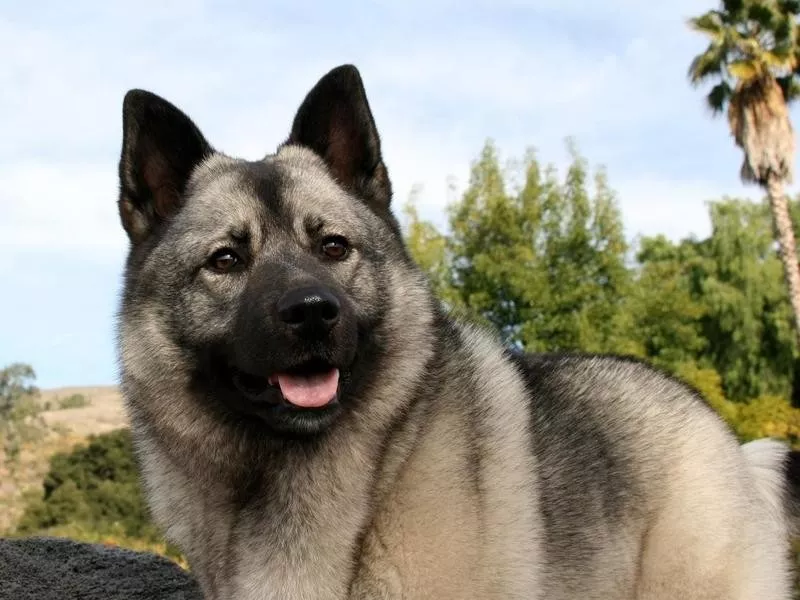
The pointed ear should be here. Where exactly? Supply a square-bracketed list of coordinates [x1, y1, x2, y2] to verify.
[117, 90, 213, 243]
[285, 65, 393, 217]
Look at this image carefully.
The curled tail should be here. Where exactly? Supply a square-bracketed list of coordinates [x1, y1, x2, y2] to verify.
[740, 439, 797, 536]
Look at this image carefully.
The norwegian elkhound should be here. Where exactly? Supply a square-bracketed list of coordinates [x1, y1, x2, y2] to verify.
[115, 64, 795, 599]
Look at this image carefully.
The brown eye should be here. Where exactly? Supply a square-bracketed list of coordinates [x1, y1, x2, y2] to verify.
[208, 248, 241, 272]
[321, 236, 349, 260]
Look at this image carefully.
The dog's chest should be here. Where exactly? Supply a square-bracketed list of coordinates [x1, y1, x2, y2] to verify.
[138, 434, 377, 599]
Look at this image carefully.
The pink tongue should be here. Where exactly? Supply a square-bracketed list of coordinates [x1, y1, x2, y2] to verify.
[276, 369, 339, 408]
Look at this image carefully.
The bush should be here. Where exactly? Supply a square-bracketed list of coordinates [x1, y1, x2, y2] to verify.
[16, 428, 178, 558]
[673, 363, 737, 422]
[672, 362, 800, 449]
[57, 394, 90, 410]
[734, 395, 800, 446]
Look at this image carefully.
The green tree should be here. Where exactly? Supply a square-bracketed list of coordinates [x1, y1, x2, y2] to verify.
[0, 363, 41, 467]
[633, 199, 796, 400]
[0, 363, 38, 420]
[627, 236, 709, 371]
[700, 199, 797, 398]
[411, 139, 634, 355]
[688, 0, 800, 354]
[403, 139, 799, 403]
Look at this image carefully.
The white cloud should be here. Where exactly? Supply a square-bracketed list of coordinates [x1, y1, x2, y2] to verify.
[0, 0, 792, 258]
[614, 177, 755, 242]
[0, 161, 126, 253]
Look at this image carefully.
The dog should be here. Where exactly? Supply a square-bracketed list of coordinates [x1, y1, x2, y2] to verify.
[115, 64, 795, 599]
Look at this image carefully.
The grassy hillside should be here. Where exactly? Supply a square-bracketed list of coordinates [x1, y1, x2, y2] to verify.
[38, 386, 126, 437]
[0, 386, 126, 533]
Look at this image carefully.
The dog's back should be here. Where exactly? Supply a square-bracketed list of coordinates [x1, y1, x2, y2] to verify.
[352, 325, 793, 599]
[516, 351, 791, 599]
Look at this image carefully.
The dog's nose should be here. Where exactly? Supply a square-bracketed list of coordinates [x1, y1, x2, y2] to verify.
[277, 286, 340, 334]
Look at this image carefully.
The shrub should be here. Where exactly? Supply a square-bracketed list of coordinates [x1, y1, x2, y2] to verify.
[672, 362, 800, 449]
[734, 395, 800, 447]
[57, 394, 90, 410]
[16, 429, 176, 555]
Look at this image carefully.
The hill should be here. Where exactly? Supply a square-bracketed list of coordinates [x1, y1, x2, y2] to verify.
[0, 385, 127, 533]
[38, 386, 126, 437]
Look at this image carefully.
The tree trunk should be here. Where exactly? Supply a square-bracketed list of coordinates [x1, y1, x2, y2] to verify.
[766, 175, 800, 405]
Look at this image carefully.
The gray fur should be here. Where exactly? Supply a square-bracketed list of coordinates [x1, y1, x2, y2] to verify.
[116, 65, 794, 599]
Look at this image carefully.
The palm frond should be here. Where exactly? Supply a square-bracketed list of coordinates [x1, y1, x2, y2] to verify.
[777, 74, 800, 102]
[707, 81, 734, 113]
[764, 46, 798, 70]
[734, 35, 764, 58]
[728, 59, 763, 80]
[774, 15, 794, 41]
[688, 42, 728, 84]
[722, 0, 746, 20]
[748, 4, 779, 30]
[688, 12, 726, 40]
[779, 0, 800, 16]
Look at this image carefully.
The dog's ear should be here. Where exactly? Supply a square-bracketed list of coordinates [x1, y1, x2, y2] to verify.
[118, 90, 213, 243]
[285, 65, 393, 217]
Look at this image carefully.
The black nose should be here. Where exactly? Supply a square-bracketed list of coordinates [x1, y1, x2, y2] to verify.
[277, 286, 340, 335]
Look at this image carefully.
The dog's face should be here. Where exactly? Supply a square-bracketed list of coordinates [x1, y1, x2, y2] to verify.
[117, 66, 418, 437]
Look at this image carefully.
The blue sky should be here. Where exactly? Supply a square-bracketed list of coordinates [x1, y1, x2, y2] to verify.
[2, 0, 796, 389]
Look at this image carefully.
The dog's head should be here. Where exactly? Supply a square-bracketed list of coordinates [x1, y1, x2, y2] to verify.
[117, 65, 433, 438]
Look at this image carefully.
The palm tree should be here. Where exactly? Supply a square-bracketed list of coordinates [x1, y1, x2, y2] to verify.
[688, 0, 800, 354]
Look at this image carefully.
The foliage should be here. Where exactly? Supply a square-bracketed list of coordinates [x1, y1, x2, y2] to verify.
[633, 200, 797, 400]
[673, 363, 738, 422]
[404, 139, 800, 403]
[735, 393, 800, 443]
[16, 429, 173, 550]
[626, 237, 710, 371]
[404, 151, 800, 438]
[406, 139, 635, 355]
[672, 361, 800, 447]
[688, 0, 800, 118]
[688, 1, 800, 396]
[0, 363, 39, 421]
[57, 393, 90, 410]
[402, 190, 456, 308]
[0, 363, 45, 467]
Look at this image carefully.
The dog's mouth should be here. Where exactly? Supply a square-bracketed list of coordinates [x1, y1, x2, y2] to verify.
[231, 359, 341, 409]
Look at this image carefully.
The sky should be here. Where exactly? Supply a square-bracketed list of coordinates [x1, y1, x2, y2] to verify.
[2, 0, 798, 389]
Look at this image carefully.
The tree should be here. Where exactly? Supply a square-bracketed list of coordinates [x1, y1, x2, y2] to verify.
[627, 235, 709, 371]
[0, 363, 37, 421]
[700, 199, 797, 398]
[0, 363, 41, 467]
[403, 138, 800, 402]
[408, 139, 634, 355]
[633, 199, 797, 400]
[687, 0, 800, 354]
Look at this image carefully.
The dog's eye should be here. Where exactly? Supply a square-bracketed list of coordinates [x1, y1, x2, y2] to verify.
[207, 249, 241, 273]
[320, 236, 349, 260]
